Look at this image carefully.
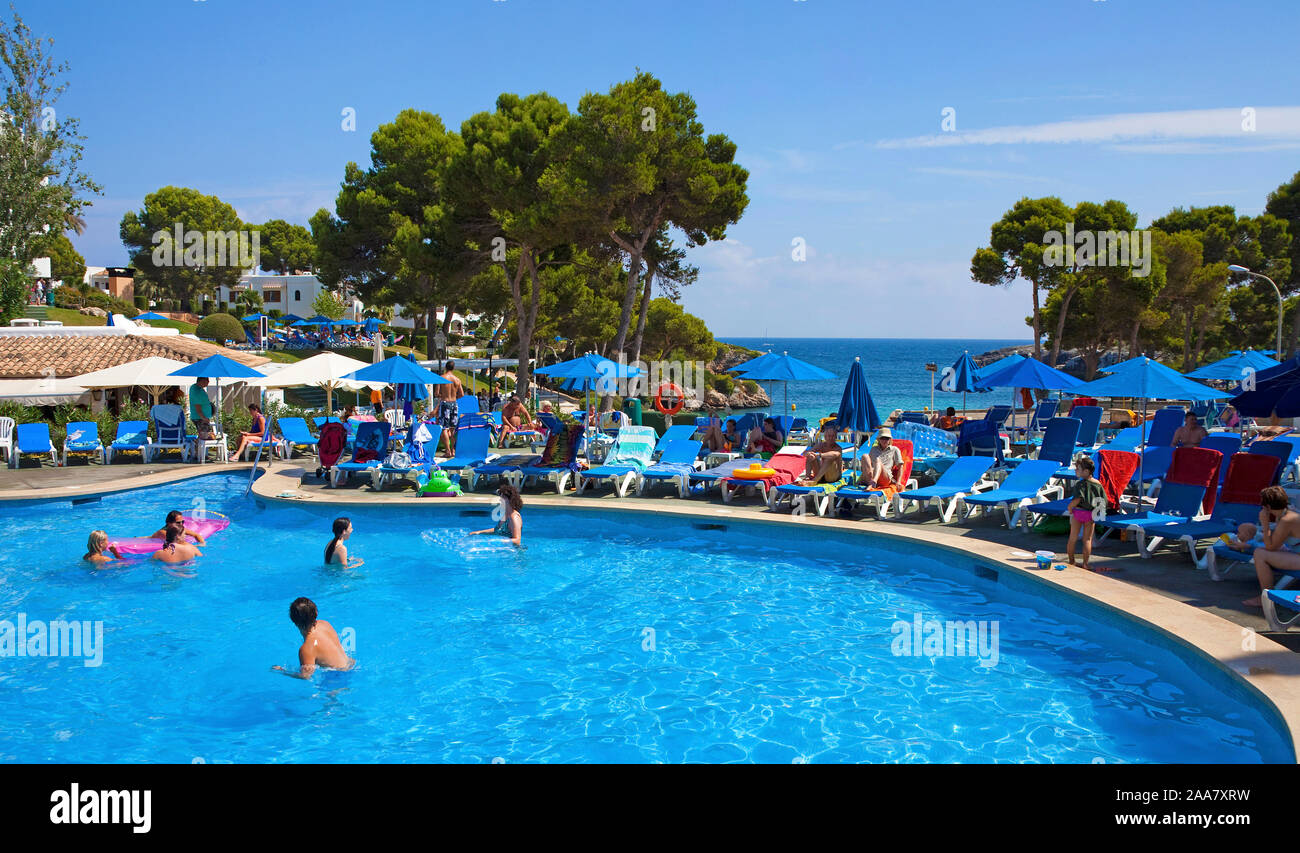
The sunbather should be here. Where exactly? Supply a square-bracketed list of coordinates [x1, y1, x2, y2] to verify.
[1171, 411, 1208, 448]
[795, 422, 843, 486]
[862, 428, 904, 490]
[233, 403, 267, 459]
[272, 597, 354, 679]
[1236, 487, 1300, 607]
[151, 523, 202, 564]
[747, 417, 784, 455]
[699, 413, 737, 452]
[150, 510, 206, 546]
[930, 406, 961, 431]
[470, 484, 524, 546]
[84, 530, 122, 564]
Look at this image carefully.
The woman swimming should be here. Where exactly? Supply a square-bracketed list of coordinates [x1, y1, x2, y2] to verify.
[325, 517, 363, 567]
[83, 530, 122, 564]
[151, 523, 202, 564]
[150, 510, 206, 546]
[470, 484, 523, 546]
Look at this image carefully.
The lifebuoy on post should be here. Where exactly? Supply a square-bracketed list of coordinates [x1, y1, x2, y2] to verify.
[654, 382, 685, 416]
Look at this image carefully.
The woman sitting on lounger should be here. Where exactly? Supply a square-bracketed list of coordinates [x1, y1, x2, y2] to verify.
[747, 417, 784, 456]
[233, 403, 268, 459]
[795, 422, 844, 486]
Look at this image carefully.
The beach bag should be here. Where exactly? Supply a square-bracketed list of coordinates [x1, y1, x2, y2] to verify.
[384, 451, 411, 469]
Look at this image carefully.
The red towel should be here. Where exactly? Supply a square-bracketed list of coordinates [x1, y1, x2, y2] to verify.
[1097, 449, 1139, 511]
[1166, 445, 1223, 515]
[1220, 452, 1282, 506]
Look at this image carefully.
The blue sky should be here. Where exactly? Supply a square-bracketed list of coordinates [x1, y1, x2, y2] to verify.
[27, 0, 1300, 338]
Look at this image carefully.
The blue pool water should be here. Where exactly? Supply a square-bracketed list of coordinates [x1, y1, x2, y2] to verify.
[0, 474, 1290, 763]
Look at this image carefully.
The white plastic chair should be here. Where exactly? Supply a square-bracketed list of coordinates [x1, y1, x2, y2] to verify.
[0, 417, 13, 463]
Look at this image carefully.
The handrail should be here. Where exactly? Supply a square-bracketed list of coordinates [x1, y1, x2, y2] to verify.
[245, 415, 276, 495]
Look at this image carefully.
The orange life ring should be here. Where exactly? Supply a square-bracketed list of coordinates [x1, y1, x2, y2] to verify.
[654, 382, 685, 416]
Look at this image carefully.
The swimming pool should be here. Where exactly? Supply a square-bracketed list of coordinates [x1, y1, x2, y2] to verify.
[0, 473, 1291, 763]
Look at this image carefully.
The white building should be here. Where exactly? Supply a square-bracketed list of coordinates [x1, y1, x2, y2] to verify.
[216, 273, 361, 319]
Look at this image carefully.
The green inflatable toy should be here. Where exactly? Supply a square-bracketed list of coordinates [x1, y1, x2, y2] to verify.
[417, 468, 462, 497]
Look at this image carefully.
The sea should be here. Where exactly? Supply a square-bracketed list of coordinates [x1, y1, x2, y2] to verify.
[717, 337, 1031, 418]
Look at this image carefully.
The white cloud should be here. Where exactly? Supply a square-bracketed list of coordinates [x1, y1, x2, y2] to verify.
[876, 106, 1300, 150]
[913, 167, 1052, 183]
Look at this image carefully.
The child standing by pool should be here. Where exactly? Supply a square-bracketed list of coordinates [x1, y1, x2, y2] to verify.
[83, 530, 122, 564]
[1066, 456, 1105, 571]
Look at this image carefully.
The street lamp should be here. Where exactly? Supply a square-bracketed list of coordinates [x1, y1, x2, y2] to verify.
[1228, 264, 1283, 358]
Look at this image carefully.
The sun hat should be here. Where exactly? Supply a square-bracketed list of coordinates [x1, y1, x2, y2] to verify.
[877, 427, 892, 440]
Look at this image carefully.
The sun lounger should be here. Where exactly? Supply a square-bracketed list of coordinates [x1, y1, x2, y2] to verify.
[1142, 407, 1185, 448]
[278, 417, 319, 459]
[61, 421, 102, 466]
[516, 423, 584, 492]
[1095, 446, 1221, 554]
[578, 425, 658, 496]
[10, 422, 57, 468]
[1071, 405, 1103, 449]
[372, 422, 442, 491]
[892, 456, 996, 522]
[721, 446, 807, 506]
[1022, 448, 1140, 531]
[1147, 452, 1281, 567]
[831, 439, 917, 519]
[104, 420, 148, 464]
[440, 414, 496, 484]
[1023, 416, 1081, 467]
[1199, 433, 1242, 484]
[144, 404, 189, 463]
[469, 452, 539, 491]
[955, 459, 1063, 528]
[1262, 587, 1300, 632]
[1246, 440, 1297, 486]
[636, 440, 705, 497]
[330, 420, 391, 487]
[689, 457, 758, 496]
[0, 416, 12, 464]
[768, 442, 863, 516]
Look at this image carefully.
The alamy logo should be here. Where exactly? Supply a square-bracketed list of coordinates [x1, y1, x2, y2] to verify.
[890, 614, 999, 667]
[50, 784, 150, 833]
[0, 613, 103, 667]
[1042, 222, 1152, 278]
[151, 223, 260, 269]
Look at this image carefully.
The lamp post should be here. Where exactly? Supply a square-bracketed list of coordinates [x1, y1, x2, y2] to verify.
[1229, 264, 1283, 358]
[925, 362, 938, 412]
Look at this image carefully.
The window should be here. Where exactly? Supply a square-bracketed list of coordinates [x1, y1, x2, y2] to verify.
[294, 290, 301, 301]
[264, 290, 281, 303]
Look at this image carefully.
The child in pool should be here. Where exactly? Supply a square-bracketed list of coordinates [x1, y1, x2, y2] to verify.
[83, 530, 122, 564]
[273, 597, 354, 679]
[470, 484, 523, 546]
[151, 523, 202, 564]
[1066, 455, 1105, 571]
[324, 517, 363, 567]
[150, 510, 206, 546]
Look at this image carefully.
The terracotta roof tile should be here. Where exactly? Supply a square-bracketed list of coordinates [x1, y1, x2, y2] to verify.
[0, 334, 270, 379]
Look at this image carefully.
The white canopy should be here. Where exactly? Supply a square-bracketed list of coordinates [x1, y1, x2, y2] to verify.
[69, 356, 194, 402]
[246, 351, 385, 411]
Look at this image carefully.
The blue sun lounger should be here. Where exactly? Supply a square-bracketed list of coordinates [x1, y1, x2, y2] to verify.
[278, 417, 319, 459]
[10, 423, 57, 468]
[330, 420, 392, 486]
[956, 459, 1063, 528]
[1071, 406, 1103, 449]
[1199, 434, 1242, 483]
[61, 421, 103, 466]
[1095, 457, 1218, 554]
[689, 457, 757, 496]
[768, 442, 863, 516]
[105, 419, 149, 464]
[636, 439, 705, 497]
[1263, 588, 1300, 632]
[578, 425, 658, 497]
[469, 452, 539, 491]
[440, 415, 495, 483]
[372, 422, 442, 490]
[1006, 417, 1081, 472]
[1246, 440, 1298, 486]
[516, 423, 584, 493]
[893, 456, 997, 522]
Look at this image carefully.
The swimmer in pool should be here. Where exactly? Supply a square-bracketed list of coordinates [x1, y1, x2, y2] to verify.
[325, 517, 363, 567]
[150, 510, 206, 546]
[273, 597, 354, 679]
[83, 530, 122, 564]
[151, 523, 202, 564]
[469, 484, 523, 546]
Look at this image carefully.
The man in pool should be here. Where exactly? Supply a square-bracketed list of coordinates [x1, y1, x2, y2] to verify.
[273, 597, 354, 678]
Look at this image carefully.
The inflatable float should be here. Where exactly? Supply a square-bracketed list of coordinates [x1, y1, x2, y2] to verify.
[112, 512, 231, 555]
[731, 463, 777, 480]
[416, 469, 462, 497]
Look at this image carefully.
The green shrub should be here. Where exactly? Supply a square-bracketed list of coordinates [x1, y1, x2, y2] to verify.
[195, 312, 246, 343]
[711, 374, 735, 394]
[133, 295, 148, 310]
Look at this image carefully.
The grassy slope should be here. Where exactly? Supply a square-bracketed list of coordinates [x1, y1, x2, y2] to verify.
[44, 307, 198, 334]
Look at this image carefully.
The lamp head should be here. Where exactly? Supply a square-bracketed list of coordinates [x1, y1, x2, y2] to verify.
[1228, 264, 1251, 274]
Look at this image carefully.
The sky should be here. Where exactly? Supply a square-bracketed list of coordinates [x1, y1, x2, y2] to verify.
[24, 0, 1300, 339]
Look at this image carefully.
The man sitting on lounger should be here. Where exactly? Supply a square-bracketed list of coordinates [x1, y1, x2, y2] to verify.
[1171, 411, 1208, 448]
[1240, 486, 1300, 608]
[795, 422, 843, 486]
[862, 428, 904, 492]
